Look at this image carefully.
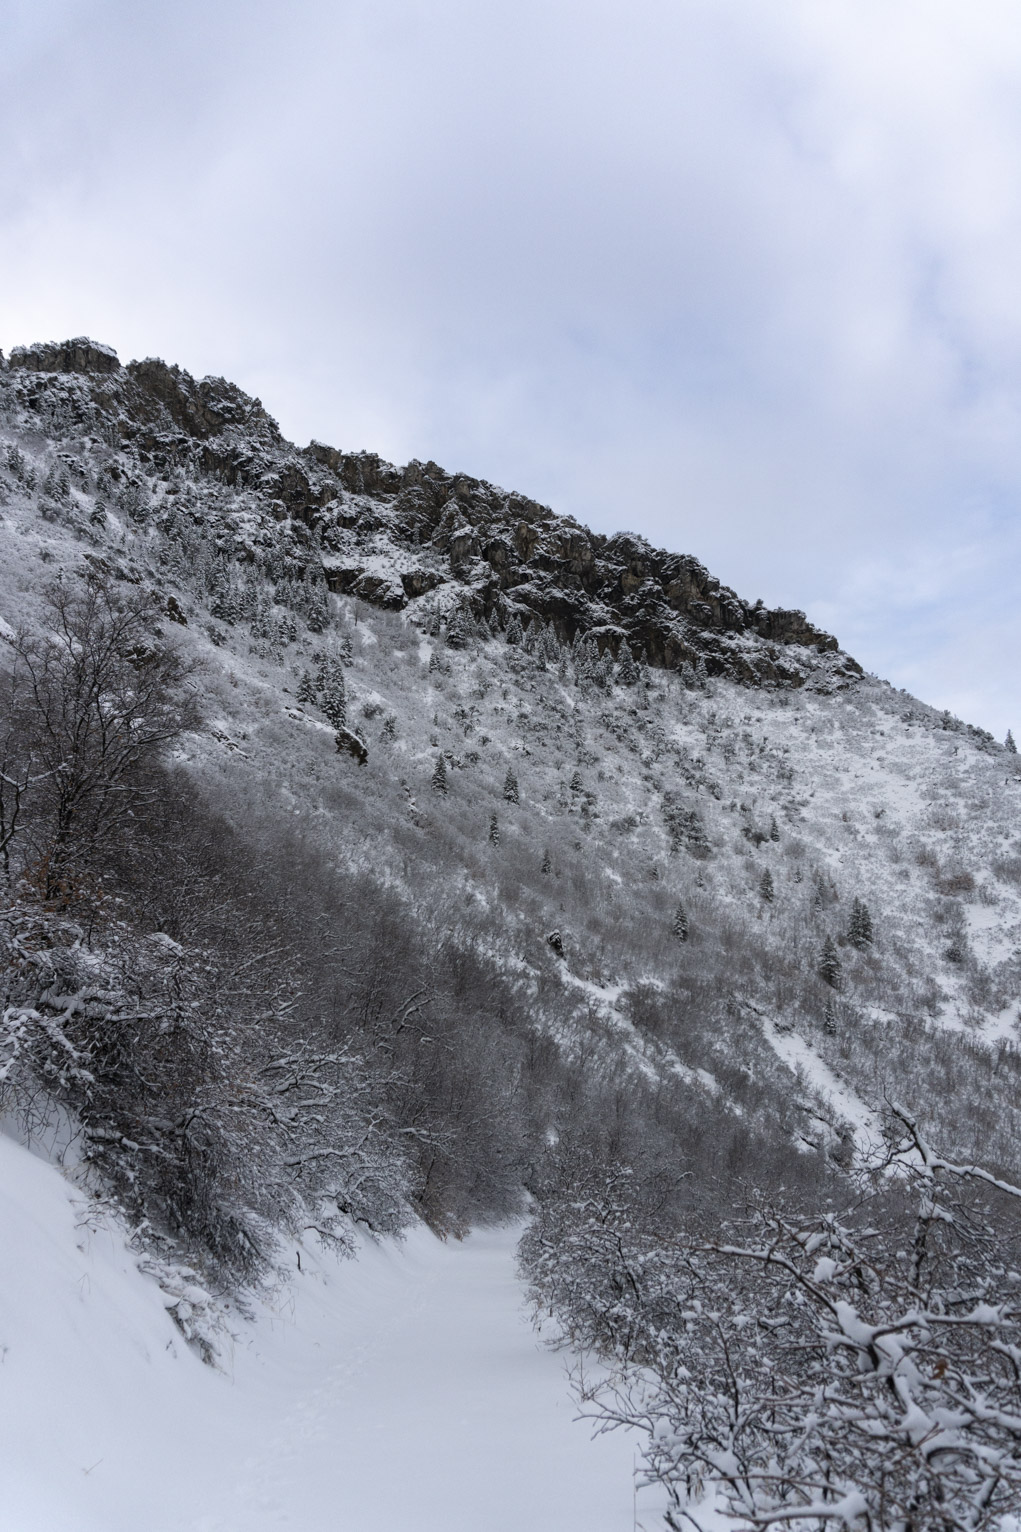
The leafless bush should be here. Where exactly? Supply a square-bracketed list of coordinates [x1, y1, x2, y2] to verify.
[523, 1107, 1021, 1531]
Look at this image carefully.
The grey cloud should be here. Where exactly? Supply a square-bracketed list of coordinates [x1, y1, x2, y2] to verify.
[2, 0, 1020, 730]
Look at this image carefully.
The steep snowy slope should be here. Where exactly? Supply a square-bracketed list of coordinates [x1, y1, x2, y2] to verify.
[1, 337, 1018, 1185]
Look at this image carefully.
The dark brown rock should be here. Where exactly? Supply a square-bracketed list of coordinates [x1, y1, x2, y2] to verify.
[3, 336, 860, 691]
[335, 727, 368, 765]
[9, 337, 120, 375]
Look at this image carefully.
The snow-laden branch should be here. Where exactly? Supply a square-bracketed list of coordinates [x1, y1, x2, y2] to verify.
[889, 1102, 1021, 1202]
[522, 1111, 1021, 1531]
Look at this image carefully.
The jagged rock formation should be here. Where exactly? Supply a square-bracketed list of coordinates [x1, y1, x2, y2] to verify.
[1, 338, 859, 688]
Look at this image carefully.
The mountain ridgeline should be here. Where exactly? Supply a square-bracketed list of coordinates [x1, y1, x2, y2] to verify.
[4, 335, 855, 687]
[3, 340, 1021, 1527]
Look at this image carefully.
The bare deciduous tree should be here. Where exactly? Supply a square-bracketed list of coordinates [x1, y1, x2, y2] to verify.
[6, 573, 196, 897]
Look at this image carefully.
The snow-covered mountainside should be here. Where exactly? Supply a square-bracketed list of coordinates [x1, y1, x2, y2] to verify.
[3, 338, 1021, 1528]
[2, 337, 1016, 1164]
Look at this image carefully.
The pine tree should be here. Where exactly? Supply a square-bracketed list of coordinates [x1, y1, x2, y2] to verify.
[504, 767, 519, 804]
[532, 627, 547, 670]
[672, 902, 689, 942]
[382, 715, 397, 741]
[848, 897, 873, 950]
[118, 480, 149, 523]
[304, 565, 330, 633]
[769, 815, 780, 843]
[445, 607, 470, 649]
[575, 635, 599, 683]
[209, 558, 237, 624]
[617, 646, 640, 686]
[759, 869, 775, 904]
[320, 660, 347, 730]
[570, 769, 583, 794]
[432, 755, 448, 794]
[1007, 730, 1017, 754]
[541, 849, 552, 875]
[297, 670, 317, 706]
[695, 656, 709, 690]
[488, 813, 500, 845]
[823, 995, 837, 1034]
[819, 936, 841, 989]
[505, 613, 523, 646]
[541, 624, 561, 665]
[251, 587, 275, 640]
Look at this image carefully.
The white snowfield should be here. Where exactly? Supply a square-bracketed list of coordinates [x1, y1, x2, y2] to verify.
[0, 1131, 644, 1532]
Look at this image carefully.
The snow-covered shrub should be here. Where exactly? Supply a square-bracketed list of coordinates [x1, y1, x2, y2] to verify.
[523, 1108, 1021, 1532]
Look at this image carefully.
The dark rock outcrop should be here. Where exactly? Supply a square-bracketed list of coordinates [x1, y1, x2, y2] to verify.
[1, 338, 861, 689]
[9, 337, 121, 375]
[335, 727, 368, 765]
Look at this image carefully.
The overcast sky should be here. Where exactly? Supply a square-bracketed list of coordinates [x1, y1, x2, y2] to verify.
[3, 1, 1021, 733]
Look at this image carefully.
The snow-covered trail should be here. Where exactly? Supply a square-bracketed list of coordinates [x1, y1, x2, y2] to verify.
[0, 1133, 642, 1532]
[198, 1226, 642, 1532]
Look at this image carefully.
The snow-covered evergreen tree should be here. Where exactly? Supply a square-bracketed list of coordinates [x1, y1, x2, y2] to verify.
[616, 646, 640, 686]
[445, 608, 471, 649]
[594, 651, 614, 689]
[819, 935, 841, 989]
[303, 564, 330, 633]
[540, 624, 561, 665]
[319, 659, 347, 730]
[848, 897, 873, 950]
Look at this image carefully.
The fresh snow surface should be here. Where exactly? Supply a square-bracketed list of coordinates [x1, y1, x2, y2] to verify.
[0, 1131, 645, 1532]
[761, 1017, 882, 1157]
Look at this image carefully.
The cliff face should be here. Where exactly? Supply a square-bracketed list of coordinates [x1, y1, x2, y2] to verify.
[2, 339, 859, 688]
